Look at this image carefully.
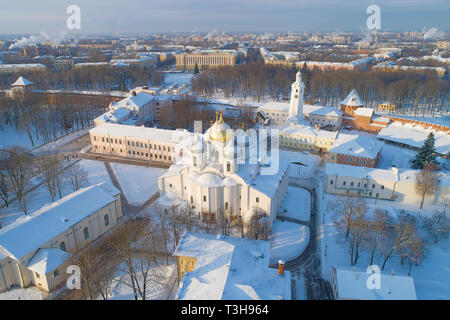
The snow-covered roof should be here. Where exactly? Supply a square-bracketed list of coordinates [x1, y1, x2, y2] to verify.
[113, 91, 155, 111]
[341, 89, 364, 107]
[0, 182, 119, 260]
[354, 107, 374, 118]
[11, 76, 33, 86]
[281, 124, 339, 139]
[333, 267, 417, 300]
[90, 123, 193, 144]
[27, 248, 71, 274]
[174, 232, 291, 300]
[308, 106, 342, 118]
[0, 63, 46, 69]
[330, 133, 382, 158]
[94, 107, 132, 124]
[258, 101, 290, 113]
[325, 163, 399, 182]
[377, 122, 450, 156]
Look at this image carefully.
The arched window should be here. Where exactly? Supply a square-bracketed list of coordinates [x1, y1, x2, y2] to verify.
[83, 227, 89, 240]
[59, 241, 66, 252]
[227, 163, 231, 172]
[104, 214, 110, 226]
[193, 156, 197, 166]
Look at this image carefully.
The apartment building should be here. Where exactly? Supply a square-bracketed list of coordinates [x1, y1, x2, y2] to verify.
[175, 51, 236, 70]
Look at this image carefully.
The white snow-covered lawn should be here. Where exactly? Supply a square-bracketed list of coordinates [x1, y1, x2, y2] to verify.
[164, 73, 193, 87]
[110, 163, 167, 206]
[108, 260, 177, 300]
[279, 186, 311, 222]
[319, 193, 450, 300]
[78, 159, 112, 186]
[270, 221, 309, 265]
[0, 286, 47, 300]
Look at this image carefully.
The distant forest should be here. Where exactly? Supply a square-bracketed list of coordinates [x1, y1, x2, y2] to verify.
[191, 62, 449, 116]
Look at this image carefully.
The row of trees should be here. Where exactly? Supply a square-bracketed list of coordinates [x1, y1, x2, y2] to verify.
[0, 92, 105, 148]
[0, 146, 88, 215]
[191, 62, 449, 116]
[0, 65, 164, 92]
[329, 195, 449, 275]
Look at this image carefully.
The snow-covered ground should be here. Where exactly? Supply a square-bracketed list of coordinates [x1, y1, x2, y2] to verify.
[110, 163, 167, 206]
[0, 159, 111, 228]
[270, 221, 309, 265]
[0, 286, 47, 300]
[164, 73, 193, 87]
[0, 124, 90, 152]
[0, 125, 35, 150]
[318, 192, 450, 300]
[108, 260, 177, 300]
[279, 186, 311, 222]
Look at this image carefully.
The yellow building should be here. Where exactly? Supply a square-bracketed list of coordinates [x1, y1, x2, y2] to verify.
[280, 124, 338, 153]
[0, 182, 122, 293]
[175, 52, 236, 70]
[378, 103, 396, 112]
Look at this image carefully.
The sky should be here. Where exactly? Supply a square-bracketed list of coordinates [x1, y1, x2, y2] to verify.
[0, 0, 448, 35]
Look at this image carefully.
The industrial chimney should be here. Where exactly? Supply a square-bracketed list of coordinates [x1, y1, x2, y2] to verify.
[278, 260, 285, 276]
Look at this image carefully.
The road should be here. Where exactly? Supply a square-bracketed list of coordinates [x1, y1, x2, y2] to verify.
[283, 180, 333, 300]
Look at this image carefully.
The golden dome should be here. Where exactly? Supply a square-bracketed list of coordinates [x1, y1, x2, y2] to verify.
[208, 112, 233, 142]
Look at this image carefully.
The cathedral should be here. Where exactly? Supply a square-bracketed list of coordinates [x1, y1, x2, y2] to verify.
[158, 112, 289, 226]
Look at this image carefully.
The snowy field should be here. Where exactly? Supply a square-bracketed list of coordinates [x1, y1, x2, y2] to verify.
[279, 186, 311, 222]
[164, 73, 193, 87]
[110, 163, 167, 206]
[0, 286, 47, 300]
[0, 125, 35, 150]
[0, 124, 89, 152]
[319, 193, 450, 300]
[0, 159, 111, 228]
[108, 260, 177, 300]
[270, 221, 309, 265]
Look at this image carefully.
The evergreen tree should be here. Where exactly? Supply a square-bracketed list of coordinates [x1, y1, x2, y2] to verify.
[193, 63, 199, 75]
[411, 132, 439, 169]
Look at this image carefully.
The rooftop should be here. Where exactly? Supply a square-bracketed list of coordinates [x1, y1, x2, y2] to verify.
[330, 133, 382, 158]
[174, 232, 291, 300]
[333, 267, 417, 300]
[377, 122, 450, 156]
[90, 123, 193, 144]
[0, 182, 119, 260]
[341, 89, 364, 107]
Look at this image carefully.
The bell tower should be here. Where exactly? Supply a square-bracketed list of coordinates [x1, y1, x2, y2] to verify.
[288, 71, 304, 124]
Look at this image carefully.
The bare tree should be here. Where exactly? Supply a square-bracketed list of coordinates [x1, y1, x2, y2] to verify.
[2, 146, 33, 214]
[0, 169, 10, 208]
[244, 209, 272, 240]
[38, 151, 64, 202]
[106, 218, 148, 300]
[423, 211, 450, 244]
[415, 164, 440, 209]
[379, 218, 423, 271]
[362, 209, 393, 266]
[63, 163, 88, 192]
[330, 196, 367, 239]
[347, 201, 368, 266]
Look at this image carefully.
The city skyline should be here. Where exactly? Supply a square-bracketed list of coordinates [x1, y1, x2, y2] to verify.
[0, 0, 449, 36]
